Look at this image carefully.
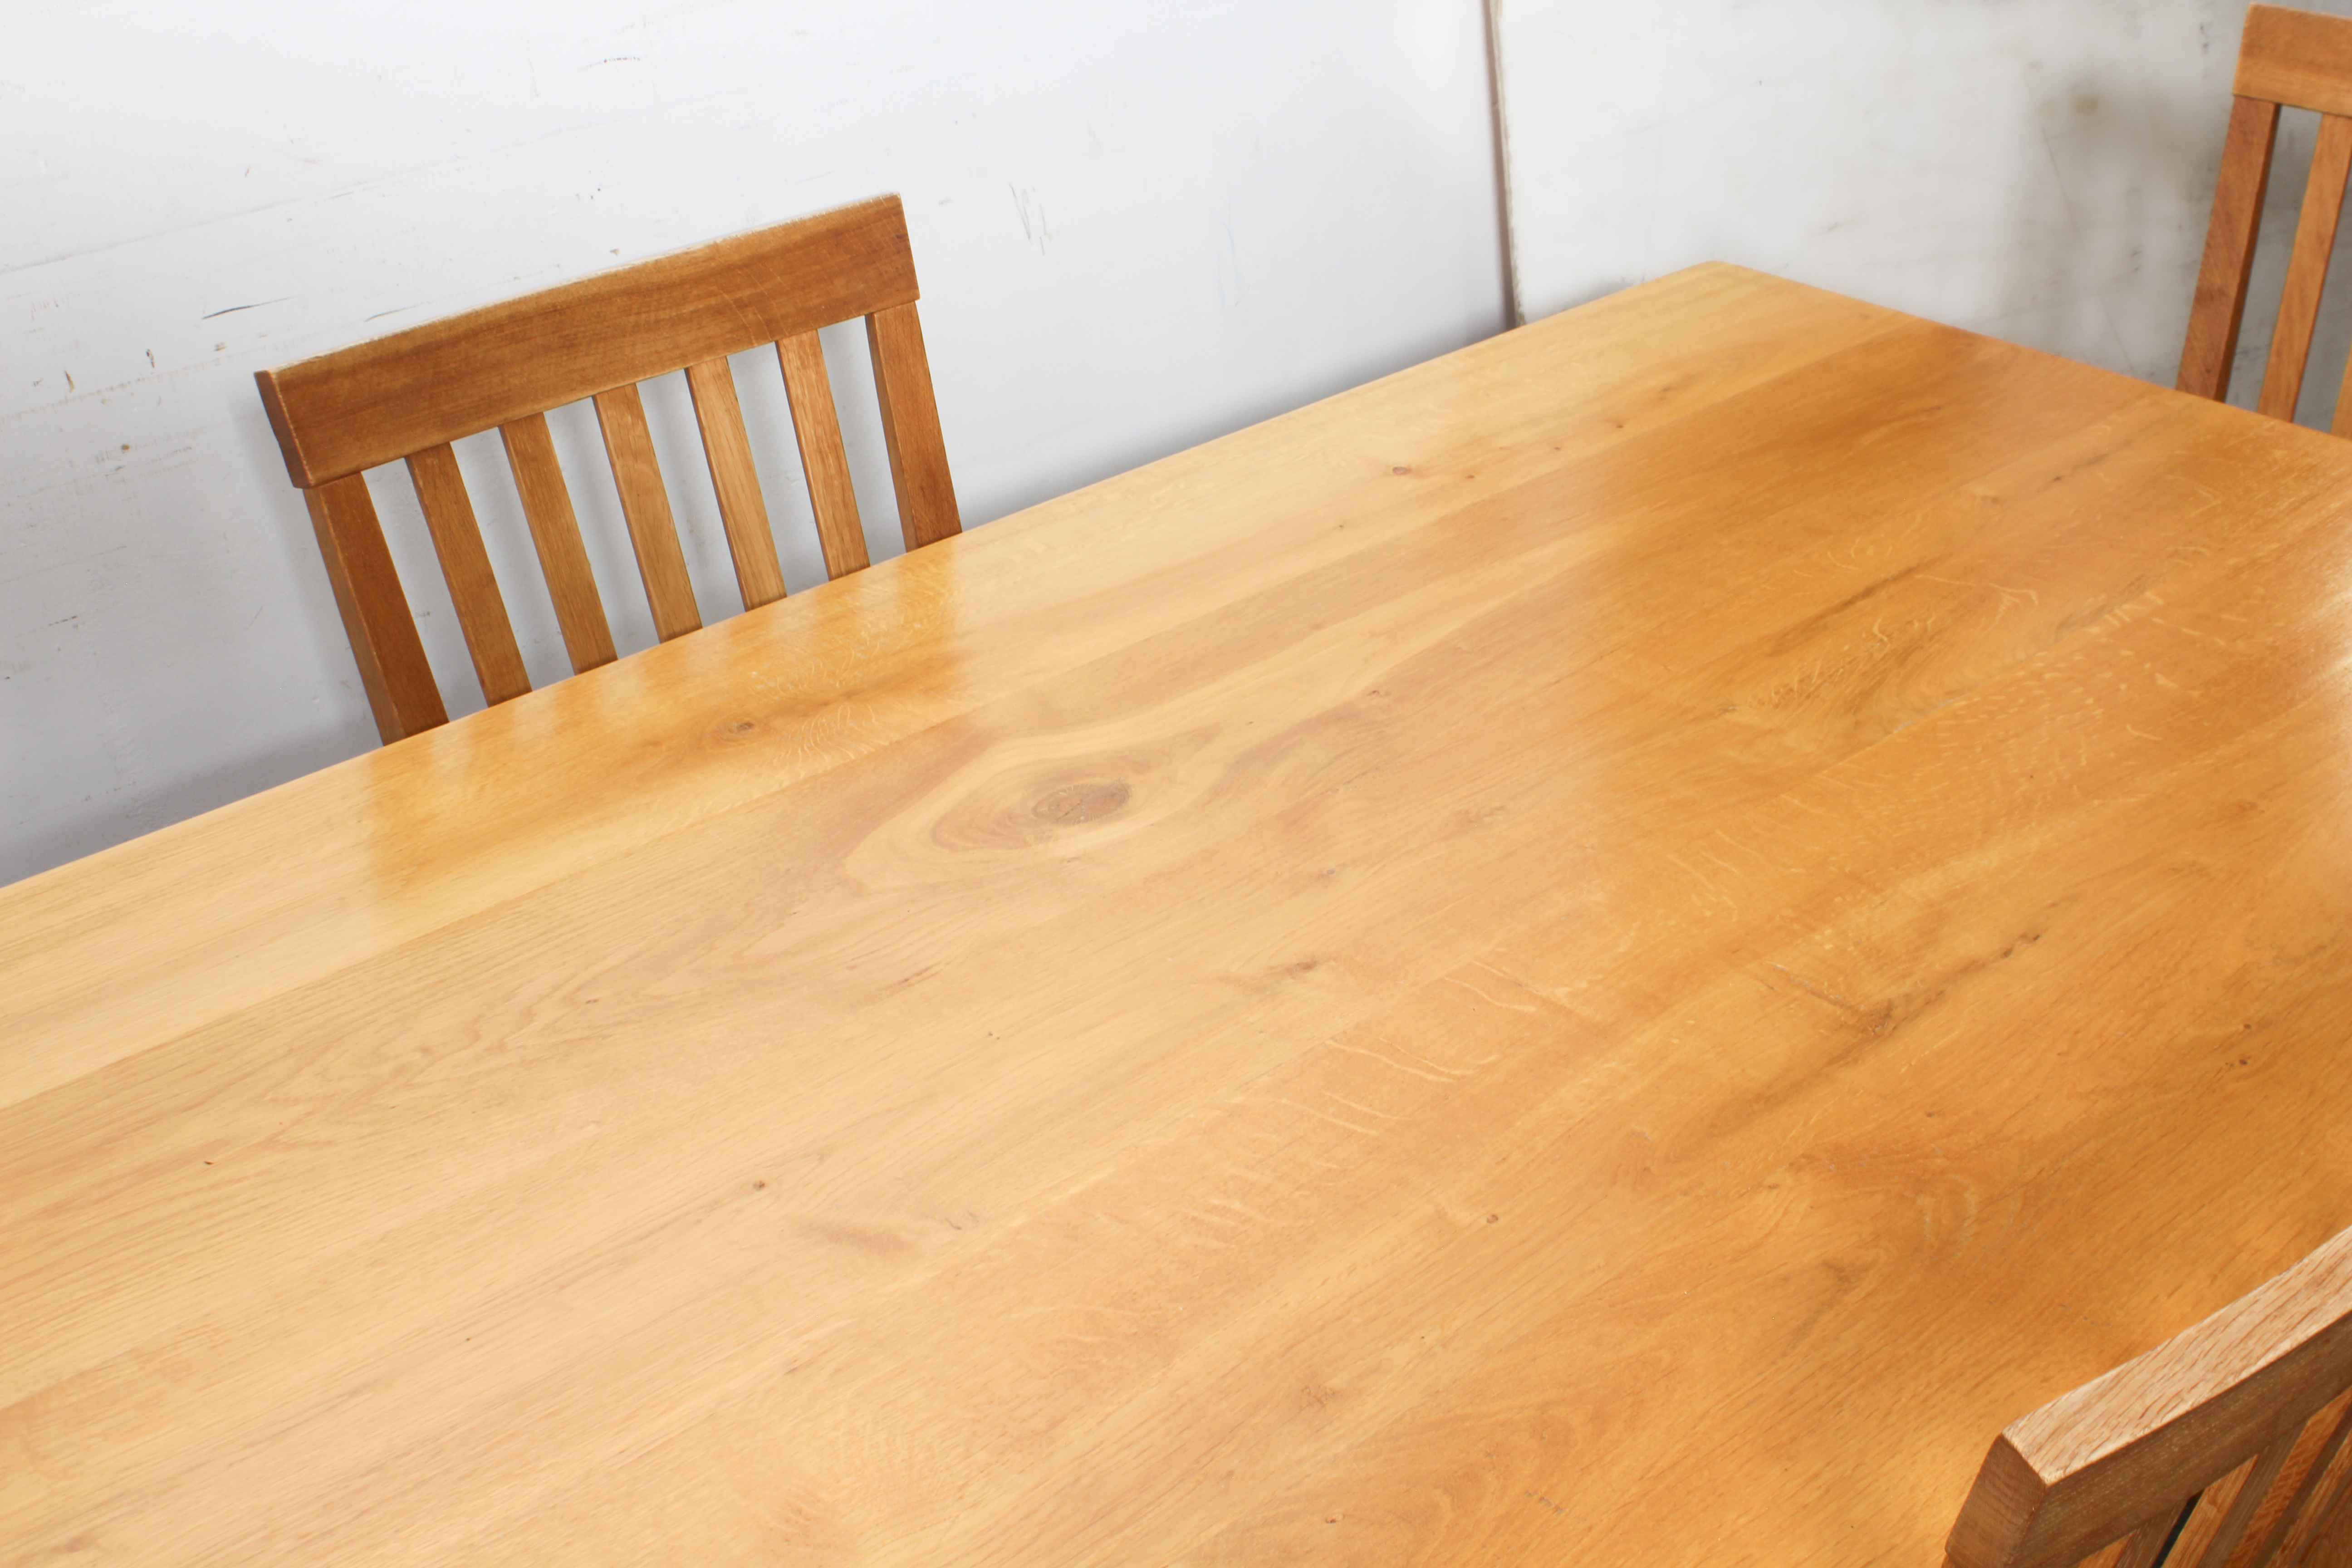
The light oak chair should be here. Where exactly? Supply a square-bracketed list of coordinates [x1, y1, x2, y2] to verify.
[2180, 4, 2352, 424]
[1944, 1224, 2352, 1568]
[257, 194, 959, 744]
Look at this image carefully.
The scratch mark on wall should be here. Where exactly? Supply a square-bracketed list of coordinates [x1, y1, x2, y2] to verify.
[1210, 203, 1244, 307]
[1009, 183, 1052, 254]
[200, 298, 289, 320]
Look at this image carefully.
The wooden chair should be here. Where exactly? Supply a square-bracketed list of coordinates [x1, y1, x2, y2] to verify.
[1944, 1224, 2352, 1568]
[256, 194, 959, 744]
[2180, 4, 2352, 425]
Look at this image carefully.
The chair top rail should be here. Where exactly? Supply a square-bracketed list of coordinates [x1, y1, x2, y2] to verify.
[2238, 4, 2352, 118]
[255, 193, 918, 488]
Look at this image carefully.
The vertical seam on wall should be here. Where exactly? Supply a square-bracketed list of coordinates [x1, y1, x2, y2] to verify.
[1484, 0, 1524, 327]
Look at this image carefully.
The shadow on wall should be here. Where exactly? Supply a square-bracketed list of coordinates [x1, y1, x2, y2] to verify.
[2014, 36, 2352, 429]
[1984, 70, 2217, 383]
[1494, 0, 2352, 434]
[1986, 0, 2352, 425]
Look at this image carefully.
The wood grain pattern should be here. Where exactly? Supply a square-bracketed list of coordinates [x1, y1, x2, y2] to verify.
[866, 300, 960, 549]
[18, 265, 2352, 1567]
[684, 355, 789, 610]
[2259, 113, 2352, 421]
[499, 412, 618, 675]
[775, 328, 871, 579]
[593, 382, 703, 642]
[406, 441, 532, 706]
[2180, 96, 2281, 402]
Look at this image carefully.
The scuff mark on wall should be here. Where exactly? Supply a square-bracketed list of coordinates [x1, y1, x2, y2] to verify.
[200, 298, 289, 320]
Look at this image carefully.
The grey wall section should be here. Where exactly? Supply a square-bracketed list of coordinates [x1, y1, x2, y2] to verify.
[1493, 0, 2352, 423]
[0, 0, 1509, 886]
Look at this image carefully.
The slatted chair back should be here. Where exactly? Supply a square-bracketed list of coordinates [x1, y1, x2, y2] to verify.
[2180, 4, 2352, 424]
[256, 194, 959, 744]
[1944, 1224, 2352, 1568]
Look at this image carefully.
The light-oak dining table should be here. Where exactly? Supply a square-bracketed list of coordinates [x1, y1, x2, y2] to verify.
[6, 263, 2352, 1567]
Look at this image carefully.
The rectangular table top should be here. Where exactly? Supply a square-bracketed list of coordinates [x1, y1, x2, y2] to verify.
[7, 264, 2352, 1567]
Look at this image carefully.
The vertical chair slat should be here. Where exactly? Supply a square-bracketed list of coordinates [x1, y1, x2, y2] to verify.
[2115, 1511, 2183, 1568]
[683, 356, 789, 610]
[2271, 1423, 2352, 1566]
[2244, 1392, 2352, 1567]
[592, 383, 703, 643]
[2180, 96, 2282, 402]
[2257, 113, 2352, 420]
[775, 329, 871, 580]
[304, 473, 447, 743]
[2145, 1496, 2205, 1568]
[2286, 1453, 2352, 1566]
[2192, 1438, 2302, 1568]
[2173, 1457, 2261, 1568]
[2332, 348, 2352, 439]
[406, 443, 532, 706]
[499, 412, 617, 675]
[865, 302, 961, 550]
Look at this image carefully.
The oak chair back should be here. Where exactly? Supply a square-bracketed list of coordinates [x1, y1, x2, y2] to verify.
[2181, 4, 2352, 425]
[1945, 1224, 2352, 1568]
[257, 194, 959, 744]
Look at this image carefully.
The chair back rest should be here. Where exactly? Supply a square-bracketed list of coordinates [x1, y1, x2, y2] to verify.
[2181, 5, 2352, 426]
[1945, 1225, 2352, 1568]
[256, 194, 958, 743]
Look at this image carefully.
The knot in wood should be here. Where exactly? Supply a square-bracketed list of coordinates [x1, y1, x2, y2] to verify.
[1032, 779, 1130, 825]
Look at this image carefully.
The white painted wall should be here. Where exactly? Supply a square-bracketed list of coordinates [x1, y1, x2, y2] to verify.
[1494, 0, 2352, 423]
[0, 0, 1509, 885]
